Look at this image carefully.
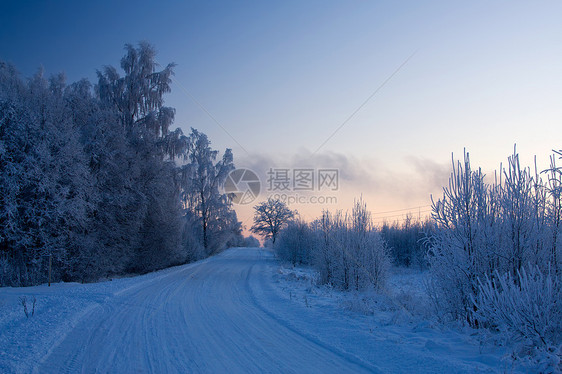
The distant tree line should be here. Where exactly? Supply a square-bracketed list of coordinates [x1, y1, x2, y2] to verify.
[0, 42, 242, 286]
[380, 216, 433, 269]
[271, 198, 431, 287]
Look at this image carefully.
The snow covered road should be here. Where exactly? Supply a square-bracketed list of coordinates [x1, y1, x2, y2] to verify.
[1, 247, 506, 373]
[37, 248, 374, 373]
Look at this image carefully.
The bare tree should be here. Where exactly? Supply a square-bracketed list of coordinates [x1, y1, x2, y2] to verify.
[251, 198, 295, 245]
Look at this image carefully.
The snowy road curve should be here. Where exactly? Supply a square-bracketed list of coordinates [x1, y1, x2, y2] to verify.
[38, 248, 374, 373]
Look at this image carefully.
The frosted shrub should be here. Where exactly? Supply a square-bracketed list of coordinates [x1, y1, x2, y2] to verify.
[312, 199, 390, 291]
[243, 235, 260, 248]
[543, 151, 562, 272]
[428, 151, 497, 322]
[498, 151, 542, 276]
[360, 230, 390, 289]
[427, 148, 561, 323]
[275, 220, 315, 265]
[474, 265, 562, 353]
[313, 210, 344, 286]
[275, 198, 390, 291]
[347, 199, 390, 290]
[429, 146, 562, 368]
[426, 237, 474, 322]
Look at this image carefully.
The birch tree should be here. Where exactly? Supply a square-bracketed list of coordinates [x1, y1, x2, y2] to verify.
[180, 128, 238, 256]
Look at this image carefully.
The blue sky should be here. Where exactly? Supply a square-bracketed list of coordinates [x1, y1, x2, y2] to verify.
[2, 0, 561, 224]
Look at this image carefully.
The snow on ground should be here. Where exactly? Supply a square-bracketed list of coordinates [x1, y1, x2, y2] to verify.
[260, 262, 531, 373]
[0, 259, 212, 373]
[0, 248, 534, 373]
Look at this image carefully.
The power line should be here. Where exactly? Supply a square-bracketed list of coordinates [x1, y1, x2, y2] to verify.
[312, 50, 418, 155]
[373, 210, 432, 221]
[372, 205, 431, 216]
[372, 208, 432, 220]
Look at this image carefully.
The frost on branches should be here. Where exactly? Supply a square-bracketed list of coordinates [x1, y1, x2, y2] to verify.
[275, 198, 390, 291]
[0, 43, 242, 286]
[427, 147, 562, 368]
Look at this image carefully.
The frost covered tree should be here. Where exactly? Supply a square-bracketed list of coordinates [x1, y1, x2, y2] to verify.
[96, 42, 175, 138]
[0, 43, 243, 285]
[0, 43, 244, 285]
[498, 151, 540, 277]
[0, 65, 93, 285]
[275, 219, 315, 265]
[180, 128, 240, 256]
[313, 210, 345, 285]
[95, 42, 186, 272]
[543, 150, 562, 272]
[251, 198, 295, 245]
[347, 199, 390, 290]
[67, 79, 144, 279]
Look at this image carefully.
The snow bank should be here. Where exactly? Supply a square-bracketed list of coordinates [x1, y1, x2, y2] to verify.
[0, 262, 204, 373]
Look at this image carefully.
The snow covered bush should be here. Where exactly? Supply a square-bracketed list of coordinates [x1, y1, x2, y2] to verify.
[497, 151, 545, 277]
[275, 219, 315, 265]
[429, 146, 562, 369]
[346, 199, 391, 290]
[277, 198, 391, 291]
[243, 235, 260, 248]
[313, 210, 345, 286]
[474, 265, 562, 369]
[543, 151, 562, 272]
[428, 148, 562, 323]
[427, 150, 497, 322]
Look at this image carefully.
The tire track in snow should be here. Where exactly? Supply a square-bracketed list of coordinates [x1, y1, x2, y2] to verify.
[245, 258, 382, 373]
[38, 248, 374, 373]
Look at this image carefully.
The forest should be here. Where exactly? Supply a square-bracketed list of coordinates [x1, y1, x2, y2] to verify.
[0, 42, 244, 286]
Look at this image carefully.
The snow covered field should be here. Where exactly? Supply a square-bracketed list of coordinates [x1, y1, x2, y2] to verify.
[0, 247, 524, 373]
